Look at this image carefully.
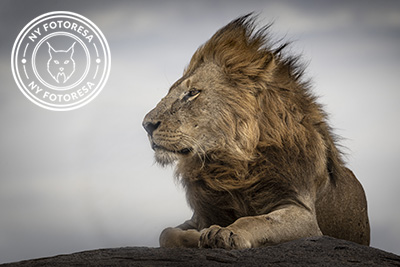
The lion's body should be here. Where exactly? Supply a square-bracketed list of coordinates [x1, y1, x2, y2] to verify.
[143, 14, 370, 249]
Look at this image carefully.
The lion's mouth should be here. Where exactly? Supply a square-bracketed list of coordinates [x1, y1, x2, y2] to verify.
[151, 143, 192, 155]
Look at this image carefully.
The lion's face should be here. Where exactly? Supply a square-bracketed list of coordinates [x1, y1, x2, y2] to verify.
[143, 63, 260, 166]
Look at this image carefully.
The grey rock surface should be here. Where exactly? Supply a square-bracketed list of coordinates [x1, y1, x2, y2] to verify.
[2, 236, 400, 266]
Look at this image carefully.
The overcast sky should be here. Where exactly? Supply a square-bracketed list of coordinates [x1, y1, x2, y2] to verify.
[1, 0, 399, 263]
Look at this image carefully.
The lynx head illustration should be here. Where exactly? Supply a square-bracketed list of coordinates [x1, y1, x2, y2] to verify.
[47, 42, 76, 84]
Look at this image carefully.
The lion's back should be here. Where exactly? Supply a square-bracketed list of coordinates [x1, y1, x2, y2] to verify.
[316, 168, 370, 245]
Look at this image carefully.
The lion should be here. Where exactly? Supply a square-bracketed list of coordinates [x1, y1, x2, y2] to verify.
[142, 14, 370, 249]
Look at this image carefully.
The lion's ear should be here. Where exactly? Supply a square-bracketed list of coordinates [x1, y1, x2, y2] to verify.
[241, 52, 276, 84]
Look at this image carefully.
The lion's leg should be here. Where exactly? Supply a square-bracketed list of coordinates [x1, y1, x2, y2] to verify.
[199, 205, 322, 249]
[159, 217, 201, 248]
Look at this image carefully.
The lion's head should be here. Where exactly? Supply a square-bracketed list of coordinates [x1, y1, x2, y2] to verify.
[144, 15, 292, 164]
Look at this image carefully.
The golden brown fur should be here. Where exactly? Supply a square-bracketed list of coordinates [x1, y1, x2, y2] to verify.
[143, 14, 370, 249]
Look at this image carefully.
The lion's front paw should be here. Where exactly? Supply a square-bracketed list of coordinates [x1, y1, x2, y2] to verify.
[199, 225, 251, 249]
[160, 227, 201, 248]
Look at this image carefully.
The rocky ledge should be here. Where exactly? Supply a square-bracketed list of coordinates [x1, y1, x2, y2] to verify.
[2, 236, 400, 266]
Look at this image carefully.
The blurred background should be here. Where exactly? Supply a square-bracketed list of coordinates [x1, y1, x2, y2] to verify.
[1, 0, 399, 263]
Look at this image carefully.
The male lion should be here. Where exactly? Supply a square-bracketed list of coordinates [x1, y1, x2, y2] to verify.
[142, 14, 370, 249]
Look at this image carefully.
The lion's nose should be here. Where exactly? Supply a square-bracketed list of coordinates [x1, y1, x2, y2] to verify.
[143, 121, 161, 137]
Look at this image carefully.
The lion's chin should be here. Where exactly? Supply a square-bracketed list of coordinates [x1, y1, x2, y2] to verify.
[154, 149, 179, 166]
[154, 147, 191, 166]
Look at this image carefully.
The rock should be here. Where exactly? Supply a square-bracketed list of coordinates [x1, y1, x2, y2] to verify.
[2, 236, 400, 266]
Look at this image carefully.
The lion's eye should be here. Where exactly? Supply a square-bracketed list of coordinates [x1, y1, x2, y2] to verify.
[183, 89, 201, 101]
[188, 89, 201, 97]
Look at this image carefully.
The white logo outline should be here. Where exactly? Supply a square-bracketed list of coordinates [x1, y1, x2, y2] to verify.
[11, 11, 111, 111]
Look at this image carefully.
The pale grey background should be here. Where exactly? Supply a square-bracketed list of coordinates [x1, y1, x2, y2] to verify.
[1, 0, 399, 263]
